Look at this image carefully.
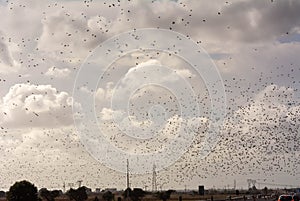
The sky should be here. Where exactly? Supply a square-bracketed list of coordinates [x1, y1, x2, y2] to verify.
[0, 0, 300, 191]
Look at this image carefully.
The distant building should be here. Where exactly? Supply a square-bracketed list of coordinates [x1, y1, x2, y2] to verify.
[105, 188, 117, 192]
[83, 186, 92, 194]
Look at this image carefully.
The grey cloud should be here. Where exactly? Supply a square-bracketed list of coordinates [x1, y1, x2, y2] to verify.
[35, 0, 300, 61]
[0, 31, 14, 66]
[222, 0, 300, 42]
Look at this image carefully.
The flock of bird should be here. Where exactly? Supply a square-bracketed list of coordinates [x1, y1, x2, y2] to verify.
[0, 0, 299, 190]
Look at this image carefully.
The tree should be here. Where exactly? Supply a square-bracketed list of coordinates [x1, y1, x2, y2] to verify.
[103, 191, 114, 201]
[7, 180, 38, 201]
[250, 185, 258, 194]
[122, 188, 145, 201]
[158, 190, 175, 201]
[130, 188, 145, 201]
[263, 187, 268, 195]
[0, 191, 5, 197]
[123, 188, 132, 199]
[66, 187, 87, 201]
[39, 188, 60, 201]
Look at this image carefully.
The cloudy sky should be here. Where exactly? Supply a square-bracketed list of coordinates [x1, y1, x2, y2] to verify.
[0, 0, 299, 191]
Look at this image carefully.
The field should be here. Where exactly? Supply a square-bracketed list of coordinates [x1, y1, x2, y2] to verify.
[0, 187, 282, 201]
[0, 193, 274, 201]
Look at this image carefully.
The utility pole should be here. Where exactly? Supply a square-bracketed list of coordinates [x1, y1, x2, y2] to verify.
[77, 180, 83, 188]
[152, 163, 157, 192]
[126, 159, 130, 189]
[63, 182, 66, 193]
[234, 179, 236, 190]
[126, 159, 130, 201]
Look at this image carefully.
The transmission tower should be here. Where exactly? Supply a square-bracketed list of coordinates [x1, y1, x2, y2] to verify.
[68, 183, 74, 189]
[152, 164, 157, 192]
[247, 179, 256, 189]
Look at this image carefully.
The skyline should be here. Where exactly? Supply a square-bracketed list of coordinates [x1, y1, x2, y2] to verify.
[0, 0, 299, 191]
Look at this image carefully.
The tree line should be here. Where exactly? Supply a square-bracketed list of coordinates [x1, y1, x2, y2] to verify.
[1, 180, 175, 201]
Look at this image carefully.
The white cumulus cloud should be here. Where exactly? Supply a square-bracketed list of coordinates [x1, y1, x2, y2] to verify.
[0, 83, 80, 128]
[45, 66, 71, 78]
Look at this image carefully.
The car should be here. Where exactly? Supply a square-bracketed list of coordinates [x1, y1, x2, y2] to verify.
[293, 195, 299, 201]
[278, 195, 293, 201]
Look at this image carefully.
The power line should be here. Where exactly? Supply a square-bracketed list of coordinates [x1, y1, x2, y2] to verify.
[257, 182, 298, 188]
